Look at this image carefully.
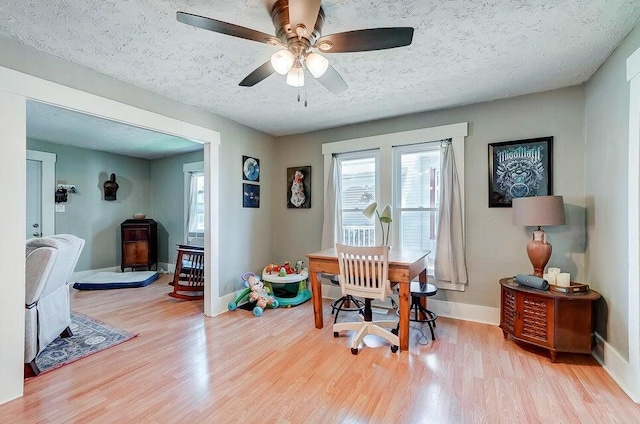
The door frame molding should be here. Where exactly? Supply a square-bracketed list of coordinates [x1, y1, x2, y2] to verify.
[26, 150, 56, 237]
[0, 64, 220, 404]
[626, 46, 640, 402]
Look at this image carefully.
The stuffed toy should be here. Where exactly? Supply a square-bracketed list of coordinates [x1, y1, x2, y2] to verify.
[247, 275, 278, 316]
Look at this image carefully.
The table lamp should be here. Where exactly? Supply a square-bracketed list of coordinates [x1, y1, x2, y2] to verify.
[362, 202, 393, 246]
[512, 195, 566, 277]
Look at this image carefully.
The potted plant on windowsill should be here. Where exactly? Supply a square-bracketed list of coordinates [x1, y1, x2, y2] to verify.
[362, 202, 393, 247]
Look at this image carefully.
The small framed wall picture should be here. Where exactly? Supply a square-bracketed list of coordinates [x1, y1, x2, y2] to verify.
[287, 166, 311, 208]
[488, 136, 553, 207]
[242, 155, 260, 182]
[243, 183, 260, 208]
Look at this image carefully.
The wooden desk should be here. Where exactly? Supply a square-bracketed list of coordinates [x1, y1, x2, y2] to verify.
[306, 248, 430, 351]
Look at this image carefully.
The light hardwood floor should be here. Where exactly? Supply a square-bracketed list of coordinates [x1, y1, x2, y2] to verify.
[1, 274, 639, 423]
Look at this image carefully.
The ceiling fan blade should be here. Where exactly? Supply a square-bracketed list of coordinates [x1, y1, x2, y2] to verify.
[314, 65, 347, 94]
[239, 61, 275, 87]
[316, 27, 414, 53]
[177, 11, 280, 45]
[288, 0, 322, 38]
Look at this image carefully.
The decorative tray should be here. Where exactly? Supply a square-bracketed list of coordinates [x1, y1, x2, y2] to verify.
[549, 282, 589, 294]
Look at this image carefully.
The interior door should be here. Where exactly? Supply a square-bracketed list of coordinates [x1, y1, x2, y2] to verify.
[26, 159, 42, 238]
[26, 150, 56, 237]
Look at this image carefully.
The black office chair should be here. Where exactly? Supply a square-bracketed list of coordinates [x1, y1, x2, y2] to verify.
[326, 274, 364, 324]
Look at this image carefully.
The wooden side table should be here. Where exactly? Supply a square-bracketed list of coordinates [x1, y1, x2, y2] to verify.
[499, 277, 601, 362]
[121, 219, 157, 271]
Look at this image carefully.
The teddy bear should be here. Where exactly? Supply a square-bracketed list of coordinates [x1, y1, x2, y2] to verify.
[247, 275, 278, 315]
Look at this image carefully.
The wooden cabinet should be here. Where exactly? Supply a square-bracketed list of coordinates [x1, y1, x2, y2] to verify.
[121, 219, 157, 271]
[499, 278, 600, 362]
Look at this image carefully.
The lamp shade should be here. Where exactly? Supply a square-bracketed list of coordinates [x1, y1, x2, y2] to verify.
[306, 53, 329, 78]
[271, 50, 294, 75]
[380, 204, 392, 223]
[362, 202, 378, 219]
[512, 195, 566, 227]
[286, 66, 304, 87]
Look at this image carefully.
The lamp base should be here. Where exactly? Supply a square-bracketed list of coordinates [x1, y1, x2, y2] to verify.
[526, 227, 552, 278]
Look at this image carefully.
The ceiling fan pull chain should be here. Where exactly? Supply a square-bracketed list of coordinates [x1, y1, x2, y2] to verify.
[304, 85, 308, 107]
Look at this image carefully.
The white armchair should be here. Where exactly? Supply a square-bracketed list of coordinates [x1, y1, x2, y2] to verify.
[25, 234, 85, 375]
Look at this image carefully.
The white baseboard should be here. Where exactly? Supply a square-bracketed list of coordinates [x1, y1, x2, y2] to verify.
[593, 332, 639, 402]
[212, 289, 250, 317]
[320, 283, 500, 325]
[428, 299, 500, 325]
[161, 262, 175, 273]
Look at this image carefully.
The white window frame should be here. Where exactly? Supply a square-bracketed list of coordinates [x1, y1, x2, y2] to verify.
[392, 141, 441, 264]
[336, 149, 380, 245]
[323, 123, 467, 275]
[183, 161, 205, 245]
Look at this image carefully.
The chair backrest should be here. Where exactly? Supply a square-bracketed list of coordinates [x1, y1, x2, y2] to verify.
[336, 244, 391, 301]
[25, 234, 85, 305]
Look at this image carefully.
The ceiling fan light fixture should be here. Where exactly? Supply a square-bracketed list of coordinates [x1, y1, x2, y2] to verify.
[286, 66, 305, 87]
[306, 52, 329, 78]
[270, 49, 294, 75]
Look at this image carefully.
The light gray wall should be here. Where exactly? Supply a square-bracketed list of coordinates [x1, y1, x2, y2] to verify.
[276, 86, 587, 310]
[27, 138, 153, 272]
[217, 128, 277, 296]
[584, 25, 640, 360]
[150, 150, 204, 265]
[1, 34, 277, 297]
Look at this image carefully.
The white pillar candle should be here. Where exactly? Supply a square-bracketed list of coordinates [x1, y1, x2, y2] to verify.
[556, 273, 571, 287]
[548, 267, 561, 275]
[543, 273, 556, 285]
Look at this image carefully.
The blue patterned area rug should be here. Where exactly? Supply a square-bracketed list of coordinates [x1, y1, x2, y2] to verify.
[32, 312, 137, 376]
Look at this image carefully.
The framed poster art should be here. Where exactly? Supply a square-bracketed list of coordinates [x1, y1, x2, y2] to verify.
[243, 183, 260, 208]
[242, 155, 260, 182]
[488, 136, 553, 207]
[286, 166, 311, 209]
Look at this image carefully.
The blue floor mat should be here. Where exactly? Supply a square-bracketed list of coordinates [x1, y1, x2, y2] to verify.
[73, 271, 159, 290]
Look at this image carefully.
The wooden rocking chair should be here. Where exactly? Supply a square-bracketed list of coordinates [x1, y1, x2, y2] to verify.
[169, 245, 205, 300]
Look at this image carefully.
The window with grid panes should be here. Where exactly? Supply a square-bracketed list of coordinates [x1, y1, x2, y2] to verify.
[187, 170, 205, 241]
[393, 143, 440, 270]
[337, 152, 378, 246]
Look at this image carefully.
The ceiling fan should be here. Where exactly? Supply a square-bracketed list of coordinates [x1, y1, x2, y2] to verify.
[177, 0, 414, 94]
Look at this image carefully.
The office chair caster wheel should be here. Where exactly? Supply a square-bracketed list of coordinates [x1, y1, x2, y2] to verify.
[351, 348, 359, 355]
[391, 345, 398, 353]
[334, 332, 339, 338]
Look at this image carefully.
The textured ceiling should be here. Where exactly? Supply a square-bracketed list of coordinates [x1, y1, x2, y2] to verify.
[27, 101, 201, 160]
[2, 0, 640, 139]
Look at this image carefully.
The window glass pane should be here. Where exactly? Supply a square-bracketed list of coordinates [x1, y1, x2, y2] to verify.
[195, 173, 205, 232]
[395, 144, 440, 269]
[400, 210, 437, 267]
[189, 171, 205, 235]
[400, 149, 440, 209]
[339, 156, 376, 246]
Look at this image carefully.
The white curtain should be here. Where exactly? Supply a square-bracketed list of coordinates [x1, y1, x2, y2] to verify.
[434, 140, 468, 290]
[321, 156, 342, 250]
[186, 171, 199, 239]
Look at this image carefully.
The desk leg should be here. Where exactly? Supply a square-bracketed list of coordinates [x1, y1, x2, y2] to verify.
[398, 282, 410, 351]
[310, 271, 324, 329]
